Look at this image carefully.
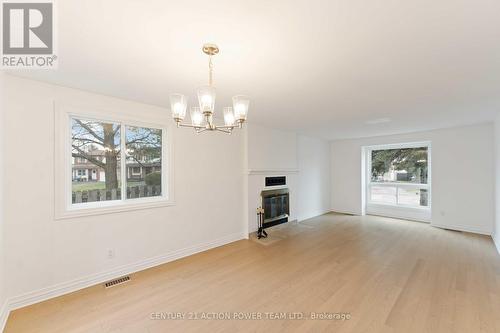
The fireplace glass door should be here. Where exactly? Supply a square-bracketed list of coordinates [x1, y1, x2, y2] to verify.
[261, 188, 289, 227]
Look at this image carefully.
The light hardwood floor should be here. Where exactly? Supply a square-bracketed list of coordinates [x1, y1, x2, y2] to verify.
[5, 213, 500, 332]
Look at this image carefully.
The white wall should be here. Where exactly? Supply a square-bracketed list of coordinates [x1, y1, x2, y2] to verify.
[331, 123, 495, 235]
[297, 135, 330, 221]
[0, 73, 7, 330]
[2, 75, 246, 306]
[494, 114, 500, 252]
[330, 139, 363, 215]
[247, 123, 298, 171]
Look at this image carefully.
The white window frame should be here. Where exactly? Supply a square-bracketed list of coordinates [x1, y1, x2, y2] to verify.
[55, 104, 175, 219]
[364, 141, 431, 222]
[131, 166, 141, 176]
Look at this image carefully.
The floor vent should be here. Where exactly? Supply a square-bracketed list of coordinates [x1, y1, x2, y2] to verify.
[104, 276, 130, 288]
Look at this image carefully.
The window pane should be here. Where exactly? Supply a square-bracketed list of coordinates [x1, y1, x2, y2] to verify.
[370, 186, 397, 204]
[125, 126, 162, 199]
[398, 188, 429, 207]
[371, 147, 428, 184]
[71, 118, 121, 204]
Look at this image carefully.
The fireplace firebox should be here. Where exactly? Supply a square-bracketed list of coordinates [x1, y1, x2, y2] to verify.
[261, 188, 289, 228]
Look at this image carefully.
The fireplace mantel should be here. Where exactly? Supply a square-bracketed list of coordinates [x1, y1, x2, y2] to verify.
[246, 168, 299, 175]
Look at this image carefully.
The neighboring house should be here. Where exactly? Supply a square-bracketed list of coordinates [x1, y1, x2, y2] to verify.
[72, 150, 160, 182]
[72, 150, 106, 182]
[126, 161, 161, 181]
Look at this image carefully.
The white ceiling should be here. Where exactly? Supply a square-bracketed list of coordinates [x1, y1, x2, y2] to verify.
[11, 0, 500, 140]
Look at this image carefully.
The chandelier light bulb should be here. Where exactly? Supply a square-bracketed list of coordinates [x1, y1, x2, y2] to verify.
[169, 93, 187, 121]
[235, 104, 244, 114]
[232, 95, 250, 121]
[174, 103, 183, 113]
[201, 95, 212, 105]
[197, 85, 216, 113]
[190, 107, 203, 127]
[224, 107, 236, 126]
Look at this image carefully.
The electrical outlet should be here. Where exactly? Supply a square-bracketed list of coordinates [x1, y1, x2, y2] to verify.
[107, 249, 115, 259]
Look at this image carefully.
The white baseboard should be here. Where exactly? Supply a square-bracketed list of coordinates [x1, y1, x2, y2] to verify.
[366, 212, 431, 224]
[493, 233, 500, 255]
[431, 223, 492, 236]
[329, 209, 360, 216]
[5, 231, 246, 314]
[0, 299, 9, 333]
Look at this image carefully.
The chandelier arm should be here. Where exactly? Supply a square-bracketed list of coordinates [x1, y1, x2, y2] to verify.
[176, 122, 237, 134]
[216, 125, 236, 129]
[215, 128, 232, 134]
[177, 122, 205, 130]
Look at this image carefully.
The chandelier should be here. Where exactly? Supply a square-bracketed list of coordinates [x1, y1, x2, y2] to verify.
[169, 44, 249, 134]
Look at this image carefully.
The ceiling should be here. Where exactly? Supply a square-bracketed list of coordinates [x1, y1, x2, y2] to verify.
[11, 0, 500, 140]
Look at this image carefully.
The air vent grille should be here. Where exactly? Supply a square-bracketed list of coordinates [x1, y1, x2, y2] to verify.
[265, 176, 286, 187]
[104, 276, 130, 288]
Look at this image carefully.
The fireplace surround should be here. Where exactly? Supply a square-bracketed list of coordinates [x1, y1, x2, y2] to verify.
[261, 188, 289, 228]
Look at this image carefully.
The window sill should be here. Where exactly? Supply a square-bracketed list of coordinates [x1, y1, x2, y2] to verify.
[55, 198, 175, 220]
[366, 203, 431, 222]
[369, 182, 429, 188]
[367, 202, 430, 211]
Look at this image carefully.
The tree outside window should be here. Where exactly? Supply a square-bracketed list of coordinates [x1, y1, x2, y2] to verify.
[71, 118, 163, 204]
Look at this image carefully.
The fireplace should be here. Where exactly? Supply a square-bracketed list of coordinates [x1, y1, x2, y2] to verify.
[261, 188, 289, 228]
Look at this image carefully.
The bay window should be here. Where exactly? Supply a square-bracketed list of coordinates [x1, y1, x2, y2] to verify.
[365, 142, 431, 222]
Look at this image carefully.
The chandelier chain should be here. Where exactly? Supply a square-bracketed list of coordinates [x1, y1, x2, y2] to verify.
[209, 55, 214, 86]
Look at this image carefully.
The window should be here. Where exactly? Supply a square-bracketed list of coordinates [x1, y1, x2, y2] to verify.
[56, 106, 173, 219]
[365, 142, 431, 221]
[71, 118, 121, 203]
[125, 125, 162, 199]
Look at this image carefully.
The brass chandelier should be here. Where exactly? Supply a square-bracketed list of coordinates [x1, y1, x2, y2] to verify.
[169, 44, 249, 134]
